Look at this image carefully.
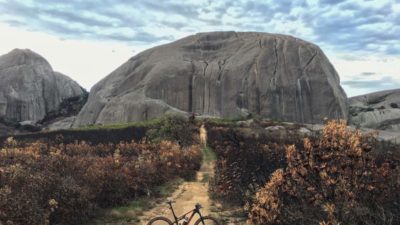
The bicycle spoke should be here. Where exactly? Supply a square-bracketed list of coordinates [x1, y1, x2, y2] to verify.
[149, 219, 172, 225]
[202, 220, 218, 225]
[147, 216, 173, 225]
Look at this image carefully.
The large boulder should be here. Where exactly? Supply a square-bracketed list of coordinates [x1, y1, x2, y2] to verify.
[74, 32, 348, 126]
[45, 116, 77, 131]
[0, 49, 86, 126]
[349, 89, 400, 131]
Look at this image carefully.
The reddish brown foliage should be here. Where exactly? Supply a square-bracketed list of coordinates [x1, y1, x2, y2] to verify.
[207, 127, 297, 204]
[0, 139, 201, 225]
[249, 120, 400, 225]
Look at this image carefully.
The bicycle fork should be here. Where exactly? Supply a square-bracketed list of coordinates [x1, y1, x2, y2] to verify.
[197, 211, 206, 225]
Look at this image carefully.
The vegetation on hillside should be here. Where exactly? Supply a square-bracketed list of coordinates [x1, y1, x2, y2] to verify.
[1, 114, 196, 149]
[0, 138, 201, 225]
[208, 120, 400, 225]
[207, 125, 301, 204]
[2, 115, 399, 225]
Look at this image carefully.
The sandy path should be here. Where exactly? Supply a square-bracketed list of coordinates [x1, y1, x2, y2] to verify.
[137, 162, 214, 225]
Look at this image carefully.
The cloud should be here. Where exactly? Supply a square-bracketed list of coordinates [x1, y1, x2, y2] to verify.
[140, 1, 201, 18]
[302, 1, 399, 55]
[360, 72, 376, 76]
[0, 23, 143, 91]
[0, 0, 173, 44]
[0, 0, 398, 56]
[0, 0, 399, 97]
[319, 0, 347, 5]
[342, 75, 400, 94]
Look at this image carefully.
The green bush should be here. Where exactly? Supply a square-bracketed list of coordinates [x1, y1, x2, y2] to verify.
[147, 114, 195, 146]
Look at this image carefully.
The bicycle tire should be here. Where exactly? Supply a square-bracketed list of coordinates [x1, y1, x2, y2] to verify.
[194, 215, 220, 225]
[147, 216, 173, 225]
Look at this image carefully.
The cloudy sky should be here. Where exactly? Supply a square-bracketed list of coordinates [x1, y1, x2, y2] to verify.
[0, 0, 399, 97]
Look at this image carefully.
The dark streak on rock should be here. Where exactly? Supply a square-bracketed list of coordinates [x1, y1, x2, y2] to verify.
[188, 60, 195, 112]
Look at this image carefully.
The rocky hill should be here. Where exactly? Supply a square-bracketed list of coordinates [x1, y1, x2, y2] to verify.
[349, 89, 400, 132]
[74, 31, 348, 127]
[0, 49, 87, 134]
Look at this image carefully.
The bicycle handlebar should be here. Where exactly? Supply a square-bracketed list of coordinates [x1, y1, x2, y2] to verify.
[166, 199, 176, 204]
[195, 203, 202, 209]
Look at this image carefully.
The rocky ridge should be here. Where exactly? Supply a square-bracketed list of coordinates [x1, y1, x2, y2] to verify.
[74, 31, 348, 127]
[0, 49, 87, 134]
[349, 89, 400, 132]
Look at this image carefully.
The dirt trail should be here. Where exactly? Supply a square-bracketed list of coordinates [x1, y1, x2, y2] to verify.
[89, 126, 247, 225]
[137, 162, 214, 224]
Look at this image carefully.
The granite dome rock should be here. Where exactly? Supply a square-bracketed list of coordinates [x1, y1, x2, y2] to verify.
[349, 89, 400, 132]
[0, 49, 86, 125]
[74, 32, 348, 126]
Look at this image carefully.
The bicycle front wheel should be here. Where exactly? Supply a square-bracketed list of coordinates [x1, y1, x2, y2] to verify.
[147, 216, 173, 225]
[194, 216, 220, 225]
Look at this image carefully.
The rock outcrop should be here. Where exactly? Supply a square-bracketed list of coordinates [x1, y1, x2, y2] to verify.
[0, 49, 86, 132]
[74, 32, 348, 126]
[46, 116, 77, 131]
[349, 89, 400, 131]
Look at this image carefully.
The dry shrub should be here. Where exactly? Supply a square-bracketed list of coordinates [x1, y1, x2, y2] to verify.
[0, 139, 201, 225]
[249, 120, 400, 225]
[207, 127, 290, 204]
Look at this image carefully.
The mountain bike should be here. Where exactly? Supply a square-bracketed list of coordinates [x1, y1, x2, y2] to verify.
[147, 200, 220, 225]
